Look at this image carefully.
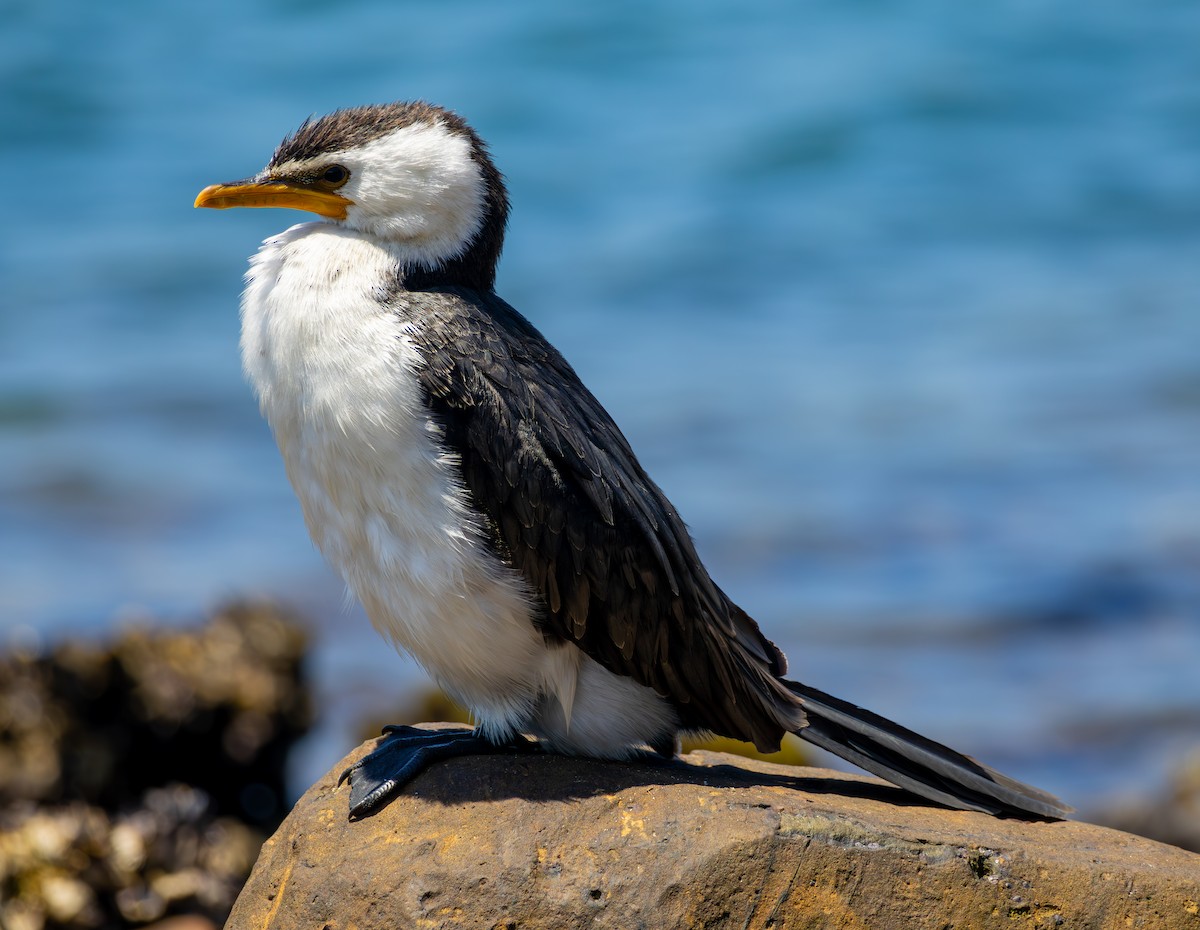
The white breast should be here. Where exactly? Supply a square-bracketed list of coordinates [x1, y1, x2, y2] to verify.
[240, 222, 565, 738]
[239, 222, 680, 755]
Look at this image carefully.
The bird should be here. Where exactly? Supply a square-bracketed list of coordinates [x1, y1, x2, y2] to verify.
[195, 101, 1070, 820]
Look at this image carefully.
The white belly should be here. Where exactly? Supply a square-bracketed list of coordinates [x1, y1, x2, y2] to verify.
[239, 222, 679, 753]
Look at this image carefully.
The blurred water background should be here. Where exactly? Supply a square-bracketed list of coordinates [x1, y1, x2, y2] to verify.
[2, 0, 1198, 812]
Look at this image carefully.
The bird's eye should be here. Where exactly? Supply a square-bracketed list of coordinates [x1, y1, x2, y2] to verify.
[321, 165, 349, 186]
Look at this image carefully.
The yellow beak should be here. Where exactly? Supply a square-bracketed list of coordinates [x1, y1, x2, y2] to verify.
[194, 180, 353, 220]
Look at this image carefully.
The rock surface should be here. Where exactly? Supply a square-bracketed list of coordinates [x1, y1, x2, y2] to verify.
[0, 601, 311, 827]
[1097, 751, 1200, 857]
[0, 602, 311, 930]
[228, 726, 1200, 930]
[0, 787, 261, 930]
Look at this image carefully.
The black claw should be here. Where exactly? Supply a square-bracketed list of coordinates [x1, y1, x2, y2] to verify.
[342, 726, 534, 818]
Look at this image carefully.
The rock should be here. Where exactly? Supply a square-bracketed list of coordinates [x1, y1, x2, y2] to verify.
[228, 727, 1200, 930]
[0, 602, 312, 930]
[0, 787, 261, 930]
[0, 601, 311, 827]
[1095, 750, 1200, 855]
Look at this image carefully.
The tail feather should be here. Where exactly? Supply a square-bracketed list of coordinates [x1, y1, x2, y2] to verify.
[786, 679, 1072, 819]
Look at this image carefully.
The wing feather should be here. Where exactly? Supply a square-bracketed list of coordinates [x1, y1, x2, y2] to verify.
[401, 286, 800, 749]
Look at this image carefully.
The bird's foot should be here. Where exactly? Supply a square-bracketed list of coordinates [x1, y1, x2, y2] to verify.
[339, 725, 534, 818]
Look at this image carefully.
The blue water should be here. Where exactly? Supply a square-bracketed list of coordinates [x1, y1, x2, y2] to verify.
[3, 1, 1198, 811]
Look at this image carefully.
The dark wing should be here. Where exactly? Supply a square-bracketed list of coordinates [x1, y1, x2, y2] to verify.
[402, 286, 803, 749]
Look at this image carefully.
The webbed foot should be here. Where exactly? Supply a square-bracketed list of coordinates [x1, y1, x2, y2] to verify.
[339, 725, 533, 818]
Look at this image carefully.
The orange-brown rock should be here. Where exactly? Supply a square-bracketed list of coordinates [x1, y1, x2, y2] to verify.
[228, 726, 1200, 929]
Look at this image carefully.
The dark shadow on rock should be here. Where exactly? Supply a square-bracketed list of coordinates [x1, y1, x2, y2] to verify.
[349, 730, 925, 813]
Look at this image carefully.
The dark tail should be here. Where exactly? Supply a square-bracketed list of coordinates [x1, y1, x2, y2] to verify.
[785, 679, 1072, 819]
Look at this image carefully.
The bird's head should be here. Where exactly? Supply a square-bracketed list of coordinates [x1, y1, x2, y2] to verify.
[196, 101, 509, 289]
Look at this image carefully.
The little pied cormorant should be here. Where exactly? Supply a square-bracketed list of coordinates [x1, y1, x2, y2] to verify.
[195, 101, 1069, 820]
